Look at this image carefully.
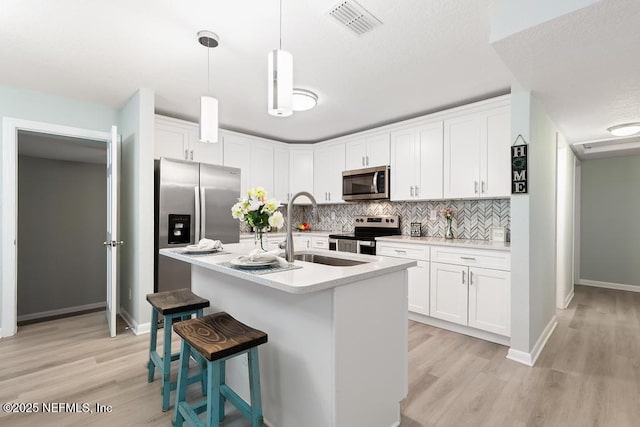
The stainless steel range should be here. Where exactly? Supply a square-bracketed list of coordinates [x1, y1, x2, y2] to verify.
[328, 215, 400, 255]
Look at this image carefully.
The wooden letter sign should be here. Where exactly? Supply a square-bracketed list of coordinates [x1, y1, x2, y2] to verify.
[511, 144, 528, 194]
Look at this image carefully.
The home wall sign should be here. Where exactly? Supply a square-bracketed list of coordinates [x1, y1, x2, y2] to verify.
[511, 134, 528, 194]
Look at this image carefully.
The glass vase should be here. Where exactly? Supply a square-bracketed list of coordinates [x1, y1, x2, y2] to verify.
[254, 227, 267, 251]
[445, 218, 454, 239]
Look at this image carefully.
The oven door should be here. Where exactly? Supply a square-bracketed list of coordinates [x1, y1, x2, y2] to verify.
[336, 239, 358, 253]
[342, 166, 389, 201]
[358, 240, 376, 255]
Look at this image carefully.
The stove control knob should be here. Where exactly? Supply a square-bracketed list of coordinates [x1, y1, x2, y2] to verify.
[385, 219, 390, 223]
[390, 219, 395, 223]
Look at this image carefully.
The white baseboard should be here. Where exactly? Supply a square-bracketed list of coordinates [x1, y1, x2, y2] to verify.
[561, 289, 575, 309]
[17, 302, 106, 322]
[507, 315, 557, 367]
[409, 312, 510, 346]
[579, 279, 640, 293]
[119, 306, 151, 335]
[0, 328, 3, 338]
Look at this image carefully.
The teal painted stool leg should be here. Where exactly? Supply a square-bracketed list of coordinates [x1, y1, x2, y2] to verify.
[174, 340, 192, 427]
[147, 308, 158, 382]
[206, 360, 222, 427]
[218, 360, 226, 422]
[248, 348, 264, 427]
[161, 314, 173, 411]
[196, 309, 208, 396]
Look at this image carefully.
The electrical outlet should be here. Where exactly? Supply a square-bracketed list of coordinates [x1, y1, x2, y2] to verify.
[330, 212, 336, 221]
[430, 209, 437, 220]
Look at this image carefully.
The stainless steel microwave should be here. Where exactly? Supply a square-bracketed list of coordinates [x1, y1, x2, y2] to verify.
[342, 165, 390, 201]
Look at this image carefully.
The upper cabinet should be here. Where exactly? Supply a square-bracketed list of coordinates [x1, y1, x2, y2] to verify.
[289, 148, 314, 204]
[390, 121, 443, 201]
[222, 131, 275, 198]
[443, 106, 510, 199]
[344, 133, 390, 170]
[154, 115, 222, 165]
[314, 143, 345, 204]
[273, 145, 290, 203]
[222, 132, 251, 196]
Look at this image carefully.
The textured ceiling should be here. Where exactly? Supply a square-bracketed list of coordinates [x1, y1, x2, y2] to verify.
[1, 1, 638, 149]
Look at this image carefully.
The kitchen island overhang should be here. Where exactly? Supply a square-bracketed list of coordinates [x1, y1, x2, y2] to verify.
[161, 245, 415, 427]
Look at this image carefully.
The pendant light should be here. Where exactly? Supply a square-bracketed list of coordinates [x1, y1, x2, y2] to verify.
[268, 0, 293, 117]
[198, 30, 219, 143]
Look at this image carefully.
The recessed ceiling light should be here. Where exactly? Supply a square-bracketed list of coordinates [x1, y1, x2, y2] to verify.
[292, 89, 318, 112]
[607, 122, 640, 137]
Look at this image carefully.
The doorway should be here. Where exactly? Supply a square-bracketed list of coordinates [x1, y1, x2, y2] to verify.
[1, 118, 117, 337]
[17, 131, 107, 324]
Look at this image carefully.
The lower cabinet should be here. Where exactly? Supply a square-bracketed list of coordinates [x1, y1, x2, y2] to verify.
[429, 262, 468, 325]
[311, 236, 329, 250]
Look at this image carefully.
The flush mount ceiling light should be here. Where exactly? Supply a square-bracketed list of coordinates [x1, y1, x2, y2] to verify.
[607, 122, 640, 137]
[268, 0, 293, 117]
[292, 89, 318, 111]
[198, 30, 219, 143]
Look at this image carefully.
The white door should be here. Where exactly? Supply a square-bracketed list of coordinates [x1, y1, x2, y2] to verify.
[468, 267, 511, 336]
[429, 262, 468, 326]
[105, 125, 120, 338]
[444, 115, 483, 199]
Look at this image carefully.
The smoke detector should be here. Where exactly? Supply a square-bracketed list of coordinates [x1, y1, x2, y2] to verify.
[327, 0, 382, 36]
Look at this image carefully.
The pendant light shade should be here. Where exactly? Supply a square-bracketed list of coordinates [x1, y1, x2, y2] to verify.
[200, 95, 219, 143]
[197, 30, 219, 143]
[268, 49, 293, 117]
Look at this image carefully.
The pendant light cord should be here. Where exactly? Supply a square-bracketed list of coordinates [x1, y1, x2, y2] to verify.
[279, 0, 282, 50]
[207, 38, 211, 95]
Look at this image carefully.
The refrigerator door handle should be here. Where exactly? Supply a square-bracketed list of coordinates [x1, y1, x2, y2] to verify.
[194, 186, 201, 242]
[200, 186, 206, 239]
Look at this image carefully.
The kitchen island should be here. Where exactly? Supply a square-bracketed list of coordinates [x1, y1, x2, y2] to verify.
[161, 244, 415, 427]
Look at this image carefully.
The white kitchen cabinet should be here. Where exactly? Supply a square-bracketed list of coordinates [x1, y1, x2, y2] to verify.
[344, 133, 390, 170]
[430, 246, 511, 336]
[443, 106, 510, 199]
[223, 132, 275, 198]
[293, 235, 311, 250]
[154, 115, 222, 164]
[377, 241, 430, 316]
[273, 145, 290, 203]
[250, 142, 274, 193]
[430, 262, 468, 326]
[289, 148, 314, 204]
[390, 121, 443, 201]
[314, 143, 345, 204]
[222, 133, 251, 197]
[311, 236, 329, 250]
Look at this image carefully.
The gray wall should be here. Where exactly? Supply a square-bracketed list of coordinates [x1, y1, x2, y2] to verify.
[17, 155, 106, 317]
[580, 155, 640, 286]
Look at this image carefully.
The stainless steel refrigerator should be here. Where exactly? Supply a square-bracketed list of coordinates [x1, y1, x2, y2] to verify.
[154, 158, 240, 292]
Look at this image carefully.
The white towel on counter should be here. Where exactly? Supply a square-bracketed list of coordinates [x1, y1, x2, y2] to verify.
[234, 248, 288, 266]
[186, 238, 223, 251]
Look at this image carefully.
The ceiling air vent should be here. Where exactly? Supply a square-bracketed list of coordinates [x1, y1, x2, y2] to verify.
[327, 0, 382, 36]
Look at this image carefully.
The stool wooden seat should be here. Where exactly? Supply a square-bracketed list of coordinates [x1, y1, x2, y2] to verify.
[173, 312, 268, 427]
[146, 288, 210, 411]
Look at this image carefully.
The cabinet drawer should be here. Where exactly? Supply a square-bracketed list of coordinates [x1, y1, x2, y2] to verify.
[430, 246, 510, 270]
[311, 237, 329, 250]
[377, 242, 429, 261]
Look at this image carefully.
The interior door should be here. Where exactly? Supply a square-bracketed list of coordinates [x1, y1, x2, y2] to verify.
[105, 125, 120, 338]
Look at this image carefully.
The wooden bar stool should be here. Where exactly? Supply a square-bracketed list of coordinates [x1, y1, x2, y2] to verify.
[173, 312, 268, 427]
[146, 288, 210, 411]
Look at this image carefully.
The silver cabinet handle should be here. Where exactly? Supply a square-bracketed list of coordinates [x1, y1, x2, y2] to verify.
[415, 186, 419, 197]
[328, 191, 331, 200]
[410, 186, 414, 197]
[474, 181, 478, 194]
[366, 155, 369, 166]
[460, 256, 476, 261]
[394, 249, 407, 254]
[185, 149, 188, 160]
[190, 149, 194, 160]
[470, 271, 474, 286]
[362, 156, 365, 166]
[462, 270, 466, 284]
[481, 181, 485, 193]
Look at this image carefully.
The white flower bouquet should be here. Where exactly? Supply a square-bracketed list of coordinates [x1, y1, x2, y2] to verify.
[231, 187, 283, 250]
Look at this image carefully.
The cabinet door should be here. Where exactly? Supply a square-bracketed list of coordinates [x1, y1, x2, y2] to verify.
[365, 133, 390, 167]
[390, 129, 418, 201]
[274, 145, 290, 203]
[155, 121, 189, 160]
[416, 122, 443, 200]
[408, 261, 430, 315]
[429, 262, 468, 326]
[190, 128, 222, 165]
[314, 144, 345, 204]
[289, 149, 314, 204]
[344, 137, 367, 170]
[223, 134, 251, 197]
[444, 115, 483, 199]
[468, 267, 510, 336]
[482, 106, 511, 198]
[250, 142, 274, 193]
[311, 236, 329, 250]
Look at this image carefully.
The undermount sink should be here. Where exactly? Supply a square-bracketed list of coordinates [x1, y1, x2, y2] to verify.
[293, 253, 367, 267]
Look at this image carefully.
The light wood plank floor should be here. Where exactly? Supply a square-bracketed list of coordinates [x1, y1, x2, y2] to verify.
[1, 285, 639, 426]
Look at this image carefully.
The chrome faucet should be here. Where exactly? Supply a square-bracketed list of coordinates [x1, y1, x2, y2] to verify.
[284, 191, 318, 262]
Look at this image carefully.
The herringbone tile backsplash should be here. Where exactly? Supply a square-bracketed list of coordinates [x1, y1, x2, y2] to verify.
[296, 199, 510, 240]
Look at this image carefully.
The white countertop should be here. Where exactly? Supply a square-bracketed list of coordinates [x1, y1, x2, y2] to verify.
[160, 243, 416, 294]
[239, 231, 334, 240]
[376, 235, 511, 252]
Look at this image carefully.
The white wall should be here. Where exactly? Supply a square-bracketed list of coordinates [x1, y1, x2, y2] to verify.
[118, 88, 155, 334]
[555, 133, 576, 308]
[0, 85, 118, 335]
[509, 85, 560, 365]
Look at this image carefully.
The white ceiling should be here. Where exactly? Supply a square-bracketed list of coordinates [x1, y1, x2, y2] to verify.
[1, 0, 638, 150]
[18, 131, 106, 164]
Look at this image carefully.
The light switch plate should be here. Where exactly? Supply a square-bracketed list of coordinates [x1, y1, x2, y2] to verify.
[430, 209, 437, 220]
